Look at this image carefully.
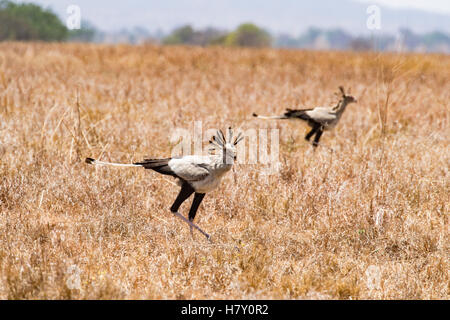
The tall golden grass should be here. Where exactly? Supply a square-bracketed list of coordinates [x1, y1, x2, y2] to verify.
[0, 42, 448, 299]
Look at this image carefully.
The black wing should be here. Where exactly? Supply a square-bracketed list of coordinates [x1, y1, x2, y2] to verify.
[134, 158, 176, 177]
[284, 108, 314, 121]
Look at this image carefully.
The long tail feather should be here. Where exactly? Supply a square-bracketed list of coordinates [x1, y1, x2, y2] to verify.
[85, 158, 140, 167]
[252, 112, 288, 120]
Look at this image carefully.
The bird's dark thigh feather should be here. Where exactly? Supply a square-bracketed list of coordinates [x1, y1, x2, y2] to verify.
[312, 129, 324, 147]
[189, 193, 206, 221]
[305, 123, 320, 141]
[170, 182, 195, 213]
[170, 183, 206, 223]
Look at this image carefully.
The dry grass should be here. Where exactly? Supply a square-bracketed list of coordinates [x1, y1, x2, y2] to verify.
[0, 42, 448, 299]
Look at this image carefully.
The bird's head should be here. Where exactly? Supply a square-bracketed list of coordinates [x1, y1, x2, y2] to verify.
[339, 86, 357, 104]
[209, 127, 243, 165]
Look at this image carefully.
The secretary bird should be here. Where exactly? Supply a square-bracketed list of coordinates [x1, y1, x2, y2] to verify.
[253, 86, 357, 148]
[85, 128, 243, 240]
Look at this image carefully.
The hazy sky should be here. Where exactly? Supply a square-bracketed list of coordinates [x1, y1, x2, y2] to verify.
[356, 0, 450, 14]
[18, 0, 450, 34]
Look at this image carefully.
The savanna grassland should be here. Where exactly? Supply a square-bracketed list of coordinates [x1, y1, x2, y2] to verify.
[0, 43, 448, 299]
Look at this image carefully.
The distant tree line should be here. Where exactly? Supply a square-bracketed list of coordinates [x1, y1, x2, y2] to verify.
[1, 0, 449, 53]
[160, 24, 450, 52]
[162, 23, 272, 47]
[0, 0, 95, 42]
[275, 27, 450, 53]
[0, 0, 67, 41]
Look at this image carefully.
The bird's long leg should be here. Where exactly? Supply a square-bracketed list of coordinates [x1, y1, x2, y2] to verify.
[170, 184, 210, 240]
[312, 128, 324, 148]
[170, 182, 194, 213]
[172, 211, 211, 240]
[188, 193, 206, 239]
[189, 193, 206, 222]
[305, 125, 319, 141]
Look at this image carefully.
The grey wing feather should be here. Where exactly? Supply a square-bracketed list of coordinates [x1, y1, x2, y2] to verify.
[168, 158, 210, 182]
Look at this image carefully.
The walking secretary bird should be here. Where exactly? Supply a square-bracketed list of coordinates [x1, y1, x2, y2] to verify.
[85, 128, 243, 240]
[253, 86, 357, 148]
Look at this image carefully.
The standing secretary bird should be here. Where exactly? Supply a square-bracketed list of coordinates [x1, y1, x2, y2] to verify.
[85, 128, 243, 240]
[253, 86, 357, 148]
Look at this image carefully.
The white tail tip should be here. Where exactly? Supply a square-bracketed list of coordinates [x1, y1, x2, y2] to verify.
[85, 158, 139, 167]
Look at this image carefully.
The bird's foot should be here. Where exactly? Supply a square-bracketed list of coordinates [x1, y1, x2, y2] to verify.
[171, 211, 211, 240]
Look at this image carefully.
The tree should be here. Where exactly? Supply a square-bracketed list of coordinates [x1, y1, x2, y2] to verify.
[225, 23, 271, 47]
[162, 25, 227, 46]
[350, 37, 373, 51]
[0, 0, 67, 41]
[162, 25, 195, 45]
[0, 10, 37, 40]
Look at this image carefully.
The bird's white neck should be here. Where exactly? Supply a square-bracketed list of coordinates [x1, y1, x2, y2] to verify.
[210, 154, 234, 173]
[333, 99, 350, 116]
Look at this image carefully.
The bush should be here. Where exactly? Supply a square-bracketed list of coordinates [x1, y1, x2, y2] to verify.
[0, 0, 67, 41]
[162, 25, 226, 46]
[162, 25, 195, 45]
[225, 23, 271, 47]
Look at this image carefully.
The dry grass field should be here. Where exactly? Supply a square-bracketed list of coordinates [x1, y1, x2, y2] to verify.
[0, 42, 448, 299]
